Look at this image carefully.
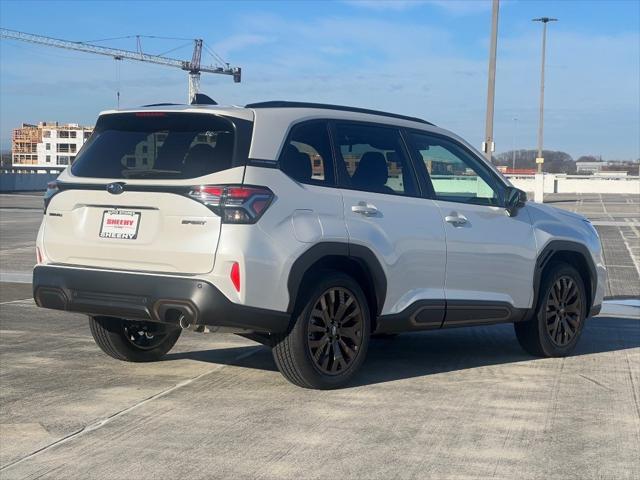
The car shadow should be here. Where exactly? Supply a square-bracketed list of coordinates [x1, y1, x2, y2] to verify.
[163, 316, 640, 388]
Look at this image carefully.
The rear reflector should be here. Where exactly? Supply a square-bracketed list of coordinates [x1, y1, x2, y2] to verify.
[230, 262, 240, 292]
[187, 185, 274, 224]
[36, 247, 43, 264]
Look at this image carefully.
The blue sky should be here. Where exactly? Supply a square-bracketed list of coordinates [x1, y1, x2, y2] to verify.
[1, 0, 638, 160]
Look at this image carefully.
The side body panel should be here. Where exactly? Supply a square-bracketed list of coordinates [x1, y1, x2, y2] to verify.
[340, 189, 447, 317]
[526, 202, 606, 310]
[436, 201, 537, 310]
[232, 166, 348, 312]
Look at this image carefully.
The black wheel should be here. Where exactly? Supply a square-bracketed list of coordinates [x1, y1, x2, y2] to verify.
[515, 262, 587, 357]
[272, 272, 371, 389]
[89, 316, 181, 362]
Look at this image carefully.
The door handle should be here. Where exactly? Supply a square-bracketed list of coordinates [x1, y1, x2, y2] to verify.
[445, 213, 468, 226]
[351, 202, 379, 217]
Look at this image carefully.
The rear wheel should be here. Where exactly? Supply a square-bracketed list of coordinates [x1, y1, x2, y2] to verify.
[515, 262, 587, 357]
[272, 272, 371, 389]
[89, 316, 181, 362]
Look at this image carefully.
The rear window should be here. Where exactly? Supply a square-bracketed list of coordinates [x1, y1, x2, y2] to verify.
[71, 112, 239, 179]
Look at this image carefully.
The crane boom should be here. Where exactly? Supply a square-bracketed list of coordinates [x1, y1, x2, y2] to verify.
[0, 28, 241, 102]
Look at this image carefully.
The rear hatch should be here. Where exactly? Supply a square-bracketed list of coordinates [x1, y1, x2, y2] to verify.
[43, 110, 252, 274]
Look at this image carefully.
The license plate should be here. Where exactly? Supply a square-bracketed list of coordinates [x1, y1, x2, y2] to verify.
[99, 210, 141, 240]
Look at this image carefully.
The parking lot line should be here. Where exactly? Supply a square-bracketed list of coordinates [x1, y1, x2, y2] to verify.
[0, 298, 33, 306]
[0, 345, 262, 472]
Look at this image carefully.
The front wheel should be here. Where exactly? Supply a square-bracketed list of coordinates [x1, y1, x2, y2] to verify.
[89, 316, 181, 362]
[515, 262, 587, 357]
[272, 272, 371, 389]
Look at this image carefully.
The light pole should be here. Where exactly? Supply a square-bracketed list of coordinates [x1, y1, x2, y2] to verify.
[533, 17, 557, 173]
[483, 0, 500, 162]
[512, 117, 518, 171]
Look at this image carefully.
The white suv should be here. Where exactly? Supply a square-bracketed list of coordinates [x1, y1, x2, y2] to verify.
[34, 100, 606, 389]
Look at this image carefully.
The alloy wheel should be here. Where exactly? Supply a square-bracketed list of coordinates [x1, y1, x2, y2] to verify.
[545, 276, 583, 347]
[307, 287, 364, 375]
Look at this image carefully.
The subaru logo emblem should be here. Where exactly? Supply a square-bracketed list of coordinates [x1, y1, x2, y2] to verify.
[106, 182, 124, 195]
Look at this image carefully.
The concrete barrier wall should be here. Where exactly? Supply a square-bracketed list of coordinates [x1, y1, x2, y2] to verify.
[507, 175, 639, 195]
[0, 172, 637, 195]
[0, 173, 58, 192]
[397, 174, 639, 197]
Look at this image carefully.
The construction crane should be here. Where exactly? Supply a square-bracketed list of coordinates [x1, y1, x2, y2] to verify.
[0, 28, 241, 103]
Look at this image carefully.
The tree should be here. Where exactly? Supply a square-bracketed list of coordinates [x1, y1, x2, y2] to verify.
[493, 150, 575, 173]
[576, 155, 600, 163]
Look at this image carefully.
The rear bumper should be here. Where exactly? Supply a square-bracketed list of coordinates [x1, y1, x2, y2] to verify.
[33, 265, 290, 333]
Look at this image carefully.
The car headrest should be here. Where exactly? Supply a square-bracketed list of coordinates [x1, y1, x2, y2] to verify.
[183, 144, 215, 177]
[281, 144, 312, 182]
[214, 132, 234, 156]
[352, 151, 389, 189]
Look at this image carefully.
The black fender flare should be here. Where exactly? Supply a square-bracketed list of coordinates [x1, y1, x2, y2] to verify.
[286, 242, 387, 315]
[533, 240, 597, 312]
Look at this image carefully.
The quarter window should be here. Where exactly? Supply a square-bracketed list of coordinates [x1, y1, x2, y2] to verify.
[408, 132, 501, 206]
[279, 121, 334, 186]
[333, 123, 417, 196]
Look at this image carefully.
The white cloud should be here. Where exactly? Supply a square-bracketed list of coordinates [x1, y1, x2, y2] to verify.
[219, 12, 639, 159]
[344, 0, 428, 11]
[209, 34, 274, 59]
[1, 7, 637, 159]
[345, 0, 491, 14]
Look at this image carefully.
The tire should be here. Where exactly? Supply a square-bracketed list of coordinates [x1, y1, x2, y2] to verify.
[515, 262, 587, 357]
[89, 316, 181, 362]
[272, 271, 371, 389]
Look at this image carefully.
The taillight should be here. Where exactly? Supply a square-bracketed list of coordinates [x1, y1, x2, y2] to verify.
[44, 181, 59, 213]
[187, 185, 274, 224]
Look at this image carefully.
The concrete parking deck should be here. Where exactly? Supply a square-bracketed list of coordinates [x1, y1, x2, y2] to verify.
[1, 193, 638, 480]
[545, 193, 640, 298]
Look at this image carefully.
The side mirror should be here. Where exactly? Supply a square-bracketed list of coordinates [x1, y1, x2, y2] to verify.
[505, 187, 527, 217]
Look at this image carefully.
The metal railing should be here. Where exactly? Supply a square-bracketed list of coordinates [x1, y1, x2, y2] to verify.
[1, 166, 66, 174]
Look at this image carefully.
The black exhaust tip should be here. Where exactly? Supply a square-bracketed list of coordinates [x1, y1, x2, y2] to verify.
[155, 301, 197, 327]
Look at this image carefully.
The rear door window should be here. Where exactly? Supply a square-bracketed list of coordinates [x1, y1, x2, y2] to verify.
[71, 112, 241, 179]
[333, 122, 418, 196]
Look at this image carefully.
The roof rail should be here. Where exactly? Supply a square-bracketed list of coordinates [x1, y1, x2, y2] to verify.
[245, 101, 433, 126]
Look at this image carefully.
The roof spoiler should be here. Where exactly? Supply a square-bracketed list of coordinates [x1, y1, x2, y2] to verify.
[190, 94, 218, 106]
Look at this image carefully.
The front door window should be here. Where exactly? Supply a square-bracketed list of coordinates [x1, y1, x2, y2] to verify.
[408, 132, 501, 206]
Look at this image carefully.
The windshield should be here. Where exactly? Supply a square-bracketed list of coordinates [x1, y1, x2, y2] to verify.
[71, 112, 237, 179]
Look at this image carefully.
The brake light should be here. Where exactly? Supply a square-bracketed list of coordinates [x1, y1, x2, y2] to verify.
[230, 262, 240, 292]
[187, 185, 274, 224]
[134, 112, 166, 117]
[44, 181, 59, 213]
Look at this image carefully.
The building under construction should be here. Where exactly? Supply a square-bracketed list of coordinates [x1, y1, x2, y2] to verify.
[12, 122, 93, 166]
